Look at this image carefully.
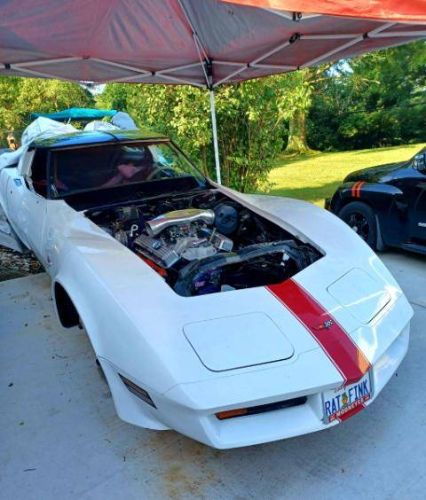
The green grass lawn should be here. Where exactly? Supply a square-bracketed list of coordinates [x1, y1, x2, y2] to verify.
[264, 143, 426, 207]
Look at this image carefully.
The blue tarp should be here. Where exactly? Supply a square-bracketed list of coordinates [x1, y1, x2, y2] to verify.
[31, 108, 117, 122]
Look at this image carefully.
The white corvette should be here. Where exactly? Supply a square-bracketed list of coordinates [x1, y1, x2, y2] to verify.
[0, 119, 413, 449]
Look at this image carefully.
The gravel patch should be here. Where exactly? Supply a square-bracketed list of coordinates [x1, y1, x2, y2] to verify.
[0, 246, 43, 282]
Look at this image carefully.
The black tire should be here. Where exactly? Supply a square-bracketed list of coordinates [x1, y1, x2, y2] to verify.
[338, 201, 378, 249]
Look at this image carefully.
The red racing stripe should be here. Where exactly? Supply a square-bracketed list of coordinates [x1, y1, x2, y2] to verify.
[266, 279, 371, 386]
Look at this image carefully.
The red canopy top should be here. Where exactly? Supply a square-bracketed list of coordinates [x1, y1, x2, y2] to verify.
[0, 0, 424, 88]
[223, 0, 426, 22]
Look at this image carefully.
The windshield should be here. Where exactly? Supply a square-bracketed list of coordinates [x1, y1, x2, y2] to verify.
[49, 141, 205, 197]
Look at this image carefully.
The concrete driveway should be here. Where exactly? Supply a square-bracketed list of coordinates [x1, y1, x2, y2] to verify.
[0, 251, 425, 500]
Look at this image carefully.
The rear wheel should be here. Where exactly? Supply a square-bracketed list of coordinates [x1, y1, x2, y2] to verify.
[338, 201, 377, 249]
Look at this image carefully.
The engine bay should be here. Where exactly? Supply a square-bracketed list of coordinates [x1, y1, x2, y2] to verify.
[86, 189, 322, 296]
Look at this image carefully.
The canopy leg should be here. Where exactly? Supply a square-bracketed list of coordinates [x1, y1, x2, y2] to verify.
[209, 89, 221, 185]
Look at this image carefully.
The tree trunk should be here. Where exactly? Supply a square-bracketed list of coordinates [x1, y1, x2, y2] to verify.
[285, 108, 311, 154]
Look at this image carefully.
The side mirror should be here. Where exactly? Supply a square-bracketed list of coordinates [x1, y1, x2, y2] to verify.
[414, 153, 426, 172]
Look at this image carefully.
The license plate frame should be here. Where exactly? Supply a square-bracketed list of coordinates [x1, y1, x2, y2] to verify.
[322, 371, 373, 423]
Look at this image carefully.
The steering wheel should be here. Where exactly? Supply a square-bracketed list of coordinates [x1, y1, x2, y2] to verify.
[145, 164, 175, 181]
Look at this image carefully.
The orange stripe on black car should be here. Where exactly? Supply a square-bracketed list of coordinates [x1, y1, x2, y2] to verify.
[351, 181, 360, 198]
[356, 181, 366, 198]
[351, 181, 366, 198]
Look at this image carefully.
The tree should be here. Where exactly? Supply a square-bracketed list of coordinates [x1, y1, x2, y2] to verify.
[274, 65, 334, 155]
[0, 77, 22, 139]
[308, 41, 426, 150]
[0, 77, 93, 145]
[276, 69, 314, 154]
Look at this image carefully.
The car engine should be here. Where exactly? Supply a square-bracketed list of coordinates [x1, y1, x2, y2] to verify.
[86, 189, 322, 296]
[135, 208, 233, 268]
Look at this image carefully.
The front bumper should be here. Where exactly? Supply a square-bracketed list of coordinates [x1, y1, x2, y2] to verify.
[100, 274, 412, 450]
[104, 317, 410, 449]
[155, 323, 409, 448]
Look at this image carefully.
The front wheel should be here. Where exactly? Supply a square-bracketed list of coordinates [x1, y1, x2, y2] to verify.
[338, 201, 378, 249]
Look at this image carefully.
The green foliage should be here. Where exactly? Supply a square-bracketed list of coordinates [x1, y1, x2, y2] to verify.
[309, 41, 426, 150]
[0, 77, 22, 136]
[0, 77, 93, 144]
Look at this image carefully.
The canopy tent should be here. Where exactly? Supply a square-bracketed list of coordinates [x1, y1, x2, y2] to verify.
[31, 108, 117, 122]
[0, 0, 425, 182]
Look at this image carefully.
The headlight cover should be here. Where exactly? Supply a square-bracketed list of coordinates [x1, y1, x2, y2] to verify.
[327, 268, 391, 324]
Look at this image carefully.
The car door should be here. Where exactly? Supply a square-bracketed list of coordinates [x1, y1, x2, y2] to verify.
[6, 148, 49, 264]
[0, 163, 26, 252]
[410, 152, 426, 243]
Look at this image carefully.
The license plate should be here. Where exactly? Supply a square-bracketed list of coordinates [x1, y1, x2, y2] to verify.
[322, 372, 372, 423]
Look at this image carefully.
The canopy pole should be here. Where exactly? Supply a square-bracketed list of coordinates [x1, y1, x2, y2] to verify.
[209, 89, 222, 185]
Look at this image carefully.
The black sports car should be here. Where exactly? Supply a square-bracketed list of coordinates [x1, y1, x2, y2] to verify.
[326, 148, 426, 255]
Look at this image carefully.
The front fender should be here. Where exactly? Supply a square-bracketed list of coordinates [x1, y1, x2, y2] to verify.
[50, 242, 180, 393]
[330, 182, 403, 215]
[329, 182, 407, 246]
[51, 250, 173, 430]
